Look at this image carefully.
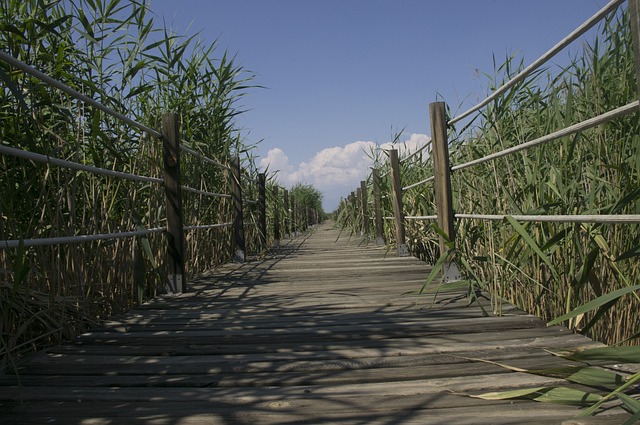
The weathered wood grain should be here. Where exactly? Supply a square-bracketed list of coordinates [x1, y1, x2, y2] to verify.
[0, 222, 630, 424]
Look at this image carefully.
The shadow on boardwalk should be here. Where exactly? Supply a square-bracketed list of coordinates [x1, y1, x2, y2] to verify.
[0, 222, 630, 424]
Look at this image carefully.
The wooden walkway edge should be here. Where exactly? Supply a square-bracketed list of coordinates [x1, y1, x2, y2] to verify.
[0, 222, 631, 424]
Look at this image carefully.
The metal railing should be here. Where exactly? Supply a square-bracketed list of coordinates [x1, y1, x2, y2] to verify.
[341, 0, 640, 257]
[447, 0, 625, 126]
[0, 51, 287, 294]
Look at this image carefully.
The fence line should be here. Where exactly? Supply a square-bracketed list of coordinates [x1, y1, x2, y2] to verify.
[340, 0, 638, 260]
[0, 51, 319, 296]
[180, 144, 231, 171]
[399, 140, 432, 164]
[448, 0, 624, 126]
[451, 100, 639, 173]
[181, 186, 232, 198]
[184, 223, 233, 231]
[401, 214, 640, 224]
[1, 144, 233, 200]
[403, 175, 435, 191]
[398, 97, 636, 192]
[405, 215, 438, 220]
[0, 50, 162, 139]
[1, 227, 167, 250]
[455, 214, 640, 224]
[0, 144, 163, 184]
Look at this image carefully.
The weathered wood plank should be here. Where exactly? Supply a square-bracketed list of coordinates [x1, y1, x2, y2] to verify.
[0, 222, 627, 424]
[0, 355, 587, 388]
[0, 399, 629, 425]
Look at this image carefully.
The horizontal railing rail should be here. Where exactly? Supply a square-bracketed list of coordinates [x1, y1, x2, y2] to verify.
[0, 51, 162, 138]
[340, 0, 639, 259]
[447, 0, 624, 126]
[184, 223, 233, 231]
[180, 144, 231, 171]
[402, 175, 435, 192]
[181, 185, 232, 198]
[400, 99, 639, 192]
[0, 144, 163, 184]
[1, 227, 167, 249]
[0, 50, 313, 296]
[455, 214, 640, 224]
[451, 101, 639, 173]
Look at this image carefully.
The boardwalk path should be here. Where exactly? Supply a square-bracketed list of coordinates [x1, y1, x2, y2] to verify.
[0, 222, 629, 424]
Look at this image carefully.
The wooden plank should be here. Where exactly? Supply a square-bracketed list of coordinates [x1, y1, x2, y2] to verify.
[98, 313, 540, 332]
[0, 221, 623, 424]
[3, 353, 590, 388]
[75, 316, 547, 342]
[0, 372, 590, 401]
[0, 399, 630, 425]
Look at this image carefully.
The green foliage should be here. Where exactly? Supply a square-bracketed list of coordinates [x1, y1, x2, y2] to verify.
[290, 183, 323, 213]
[335, 9, 640, 417]
[289, 182, 325, 228]
[335, 7, 640, 346]
[468, 347, 640, 420]
[0, 0, 265, 369]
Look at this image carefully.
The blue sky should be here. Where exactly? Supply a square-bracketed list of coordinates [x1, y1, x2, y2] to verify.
[150, 0, 610, 210]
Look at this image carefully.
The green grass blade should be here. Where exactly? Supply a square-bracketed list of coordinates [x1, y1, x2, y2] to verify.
[621, 407, 640, 425]
[531, 387, 602, 406]
[473, 386, 548, 400]
[547, 285, 640, 326]
[473, 387, 602, 406]
[419, 250, 448, 295]
[615, 392, 640, 415]
[505, 216, 559, 280]
[564, 346, 640, 363]
[564, 367, 626, 387]
[616, 244, 640, 262]
[577, 372, 640, 417]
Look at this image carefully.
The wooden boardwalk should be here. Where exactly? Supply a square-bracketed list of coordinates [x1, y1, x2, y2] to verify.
[0, 222, 630, 424]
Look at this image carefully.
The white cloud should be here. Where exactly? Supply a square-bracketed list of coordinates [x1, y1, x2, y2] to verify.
[381, 133, 431, 157]
[260, 148, 294, 177]
[260, 133, 430, 211]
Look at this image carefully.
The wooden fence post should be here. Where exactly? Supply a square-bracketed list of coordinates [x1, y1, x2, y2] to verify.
[372, 168, 385, 245]
[273, 186, 280, 247]
[258, 173, 267, 250]
[389, 149, 409, 256]
[290, 194, 296, 236]
[430, 101, 455, 255]
[360, 180, 369, 236]
[350, 191, 357, 231]
[162, 112, 185, 293]
[356, 187, 363, 234]
[230, 157, 245, 262]
[630, 0, 640, 102]
[283, 189, 290, 238]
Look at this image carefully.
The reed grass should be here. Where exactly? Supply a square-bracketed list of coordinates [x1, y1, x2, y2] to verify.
[0, 0, 269, 370]
[337, 8, 640, 347]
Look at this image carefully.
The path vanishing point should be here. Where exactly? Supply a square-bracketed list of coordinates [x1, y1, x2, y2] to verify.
[0, 222, 632, 424]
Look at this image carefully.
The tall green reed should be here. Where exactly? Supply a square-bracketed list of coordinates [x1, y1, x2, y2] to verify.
[337, 8, 640, 346]
[0, 0, 263, 370]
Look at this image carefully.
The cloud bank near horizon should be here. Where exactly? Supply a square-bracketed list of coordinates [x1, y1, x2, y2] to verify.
[260, 133, 430, 211]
